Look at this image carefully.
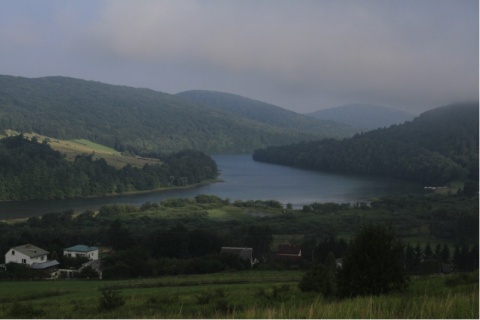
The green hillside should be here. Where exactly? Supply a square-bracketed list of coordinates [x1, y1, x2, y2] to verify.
[0, 75, 351, 154]
[253, 102, 479, 186]
[176, 90, 357, 137]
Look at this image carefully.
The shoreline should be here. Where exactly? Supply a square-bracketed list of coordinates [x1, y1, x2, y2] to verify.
[0, 179, 222, 223]
[93, 178, 223, 199]
[0, 179, 223, 203]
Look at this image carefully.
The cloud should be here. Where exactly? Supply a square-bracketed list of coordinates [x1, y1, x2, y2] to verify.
[0, 0, 477, 112]
[85, 0, 477, 111]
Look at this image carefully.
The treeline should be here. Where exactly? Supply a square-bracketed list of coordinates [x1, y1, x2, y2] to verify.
[253, 102, 479, 185]
[0, 192, 477, 279]
[0, 135, 218, 200]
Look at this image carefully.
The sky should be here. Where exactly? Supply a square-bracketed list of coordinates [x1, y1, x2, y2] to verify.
[0, 0, 478, 114]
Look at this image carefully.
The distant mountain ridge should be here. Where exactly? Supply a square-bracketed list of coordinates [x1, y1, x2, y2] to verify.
[176, 90, 357, 137]
[254, 102, 479, 185]
[0, 75, 355, 154]
[306, 103, 416, 130]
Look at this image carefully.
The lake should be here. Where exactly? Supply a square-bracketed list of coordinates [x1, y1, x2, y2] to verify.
[0, 154, 424, 219]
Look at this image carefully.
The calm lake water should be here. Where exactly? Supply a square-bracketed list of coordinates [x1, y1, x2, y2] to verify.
[0, 154, 424, 219]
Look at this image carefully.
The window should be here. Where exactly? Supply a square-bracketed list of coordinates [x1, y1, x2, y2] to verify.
[11, 250, 15, 255]
[22, 259, 26, 264]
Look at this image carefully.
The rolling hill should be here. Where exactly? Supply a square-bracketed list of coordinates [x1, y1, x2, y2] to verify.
[254, 102, 479, 185]
[306, 103, 416, 130]
[176, 90, 357, 137]
[0, 75, 355, 154]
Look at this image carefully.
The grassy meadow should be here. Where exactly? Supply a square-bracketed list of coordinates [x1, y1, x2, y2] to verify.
[3, 130, 161, 169]
[0, 271, 477, 319]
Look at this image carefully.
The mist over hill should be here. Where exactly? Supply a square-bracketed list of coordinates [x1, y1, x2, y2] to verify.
[0, 75, 354, 154]
[306, 104, 416, 130]
[176, 90, 356, 137]
[254, 102, 479, 185]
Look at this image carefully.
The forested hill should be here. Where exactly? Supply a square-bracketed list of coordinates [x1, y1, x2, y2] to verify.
[253, 102, 479, 186]
[0, 135, 218, 200]
[305, 103, 415, 130]
[0, 75, 352, 154]
[176, 90, 357, 137]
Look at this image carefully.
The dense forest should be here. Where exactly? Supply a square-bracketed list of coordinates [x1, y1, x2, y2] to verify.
[0, 135, 218, 200]
[253, 102, 479, 185]
[0, 75, 354, 153]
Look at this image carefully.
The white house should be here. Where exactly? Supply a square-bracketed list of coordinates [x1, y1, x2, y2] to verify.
[5, 244, 49, 266]
[63, 245, 99, 260]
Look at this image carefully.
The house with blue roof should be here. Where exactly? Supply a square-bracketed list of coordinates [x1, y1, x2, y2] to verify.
[63, 245, 99, 260]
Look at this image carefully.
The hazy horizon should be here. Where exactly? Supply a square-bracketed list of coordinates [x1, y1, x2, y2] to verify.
[1, 0, 478, 113]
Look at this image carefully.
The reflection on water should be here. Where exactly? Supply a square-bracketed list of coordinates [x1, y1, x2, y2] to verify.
[0, 155, 424, 219]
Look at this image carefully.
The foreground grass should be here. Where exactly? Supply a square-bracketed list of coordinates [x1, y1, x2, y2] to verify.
[0, 271, 477, 319]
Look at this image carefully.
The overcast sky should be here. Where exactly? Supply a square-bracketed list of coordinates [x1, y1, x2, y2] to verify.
[0, 0, 478, 113]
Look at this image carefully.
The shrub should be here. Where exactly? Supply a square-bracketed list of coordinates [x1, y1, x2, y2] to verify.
[299, 263, 336, 297]
[79, 266, 100, 279]
[98, 287, 125, 311]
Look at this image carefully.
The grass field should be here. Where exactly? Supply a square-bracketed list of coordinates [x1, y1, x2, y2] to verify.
[0, 271, 477, 318]
[3, 130, 161, 169]
[207, 207, 256, 221]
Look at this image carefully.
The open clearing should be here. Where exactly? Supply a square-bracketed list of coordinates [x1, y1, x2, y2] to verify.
[3, 130, 161, 169]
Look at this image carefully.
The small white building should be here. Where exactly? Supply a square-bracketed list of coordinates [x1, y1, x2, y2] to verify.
[5, 244, 49, 266]
[63, 245, 99, 260]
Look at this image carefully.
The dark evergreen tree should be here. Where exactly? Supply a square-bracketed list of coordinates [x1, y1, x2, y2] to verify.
[313, 236, 347, 263]
[433, 243, 442, 261]
[245, 225, 273, 260]
[337, 225, 408, 297]
[440, 244, 450, 264]
[107, 219, 132, 251]
[424, 243, 433, 259]
[404, 243, 416, 274]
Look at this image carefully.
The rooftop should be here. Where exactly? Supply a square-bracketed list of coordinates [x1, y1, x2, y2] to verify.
[64, 245, 98, 252]
[10, 244, 49, 258]
[32, 260, 60, 270]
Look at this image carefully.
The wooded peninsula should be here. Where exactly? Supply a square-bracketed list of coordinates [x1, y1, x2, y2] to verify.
[0, 135, 218, 200]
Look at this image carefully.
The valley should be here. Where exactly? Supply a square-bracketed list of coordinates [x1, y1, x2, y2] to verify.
[0, 75, 477, 320]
